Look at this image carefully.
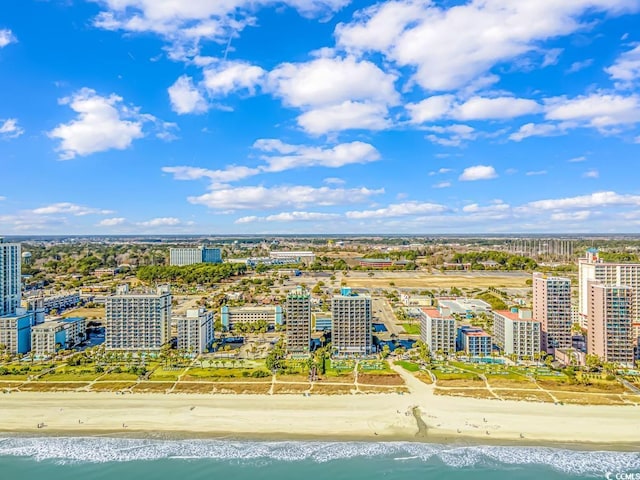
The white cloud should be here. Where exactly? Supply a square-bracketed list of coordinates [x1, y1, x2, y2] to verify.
[407, 95, 540, 123]
[97, 217, 126, 227]
[509, 122, 564, 141]
[163, 165, 261, 184]
[48, 88, 167, 159]
[267, 56, 398, 108]
[32, 202, 114, 216]
[425, 124, 476, 147]
[526, 170, 547, 176]
[545, 93, 640, 128]
[459, 165, 498, 181]
[188, 185, 384, 211]
[583, 169, 599, 178]
[605, 44, 640, 87]
[323, 177, 345, 185]
[567, 59, 593, 73]
[0, 119, 24, 139]
[550, 211, 591, 222]
[0, 29, 16, 48]
[254, 139, 380, 171]
[454, 96, 542, 120]
[297, 101, 390, 135]
[163, 140, 380, 184]
[569, 156, 586, 162]
[0, 196, 6, 201]
[203, 60, 266, 96]
[239, 211, 342, 223]
[524, 191, 640, 211]
[168, 75, 208, 114]
[137, 217, 182, 227]
[336, 0, 637, 91]
[432, 182, 451, 189]
[462, 201, 510, 213]
[345, 201, 447, 219]
[93, 1, 349, 62]
[406, 95, 454, 123]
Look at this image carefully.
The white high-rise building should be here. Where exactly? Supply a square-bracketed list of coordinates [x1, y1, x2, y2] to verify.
[419, 307, 456, 355]
[579, 249, 640, 331]
[493, 309, 541, 359]
[0, 239, 21, 317]
[105, 285, 172, 351]
[176, 308, 214, 354]
[533, 273, 572, 351]
[332, 287, 372, 356]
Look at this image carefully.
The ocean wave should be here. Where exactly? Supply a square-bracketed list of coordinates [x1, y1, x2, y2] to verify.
[0, 437, 638, 476]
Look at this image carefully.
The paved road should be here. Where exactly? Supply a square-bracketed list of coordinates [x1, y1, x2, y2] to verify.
[372, 297, 401, 336]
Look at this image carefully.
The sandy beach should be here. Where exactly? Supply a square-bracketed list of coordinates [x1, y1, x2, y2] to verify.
[0, 387, 638, 448]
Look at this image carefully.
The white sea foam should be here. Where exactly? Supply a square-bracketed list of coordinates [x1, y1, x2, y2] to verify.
[0, 437, 638, 476]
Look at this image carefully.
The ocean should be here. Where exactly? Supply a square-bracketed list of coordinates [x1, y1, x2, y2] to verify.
[0, 437, 639, 480]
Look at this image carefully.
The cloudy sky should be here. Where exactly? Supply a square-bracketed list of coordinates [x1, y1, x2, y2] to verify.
[1, 0, 640, 234]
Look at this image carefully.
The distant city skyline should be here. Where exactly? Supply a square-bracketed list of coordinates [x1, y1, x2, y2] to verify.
[1, 1, 640, 234]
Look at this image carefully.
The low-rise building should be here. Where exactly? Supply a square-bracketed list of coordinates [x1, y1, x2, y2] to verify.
[438, 298, 492, 317]
[220, 305, 283, 330]
[457, 326, 492, 357]
[0, 308, 36, 354]
[493, 309, 541, 360]
[25, 291, 81, 313]
[176, 308, 214, 354]
[30, 317, 86, 357]
[269, 251, 315, 265]
[418, 307, 456, 355]
[312, 312, 332, 331]
[400, 294, 433, 307]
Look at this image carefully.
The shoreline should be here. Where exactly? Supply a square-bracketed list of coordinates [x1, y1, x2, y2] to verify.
[0, 391, 638, 452]
[2, 428, 640, 453]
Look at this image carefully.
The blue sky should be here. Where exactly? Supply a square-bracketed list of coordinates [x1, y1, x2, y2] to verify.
[1, 0, 640, 234]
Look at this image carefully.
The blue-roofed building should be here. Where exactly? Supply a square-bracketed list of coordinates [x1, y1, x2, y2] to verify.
[313, 312, 332, 331]
[457, 326, 492, 357]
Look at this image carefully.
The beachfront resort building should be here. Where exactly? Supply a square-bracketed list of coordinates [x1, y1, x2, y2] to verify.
[579, 249, 640, 333]
[0, 308, 36, 354]
[220, 305, 283, 330]
[532, 273, 572, 351]
[587, 284, 634, 366]
[30, 317, 86, 357]
[0, 239, 21, 317]
[457, 326, 492, 357]
[0, 240, 38, 354]
[169, 246, 222, 266]
[176, 308, 214, 354]
[105, 285, 172, 351]
[418, 307, 456, 355]
[285, 287, 311, 355]
[493, 309, 541, 359]
[332, 287, 372, 356]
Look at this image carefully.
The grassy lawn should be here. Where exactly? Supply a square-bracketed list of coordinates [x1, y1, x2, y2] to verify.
[40, 371, 101, 382]
[184, 367, 271, 381]
[62, 307, 105, 319]
[99, 372, 140, 381]
[401, 323, 420, 335]
[149, 367, 187, 381]
[358, 360, 391, 373]
[396, 360, 420, 372]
